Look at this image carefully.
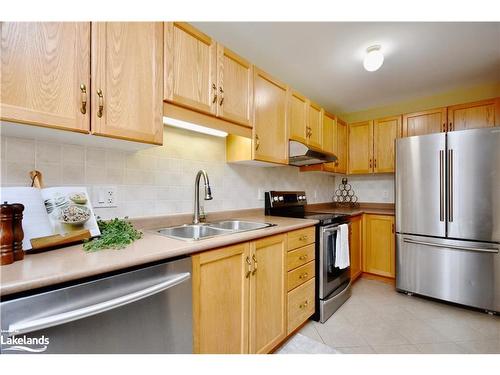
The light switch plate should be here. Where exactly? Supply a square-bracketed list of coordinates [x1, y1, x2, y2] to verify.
[93, 186, 117, 208]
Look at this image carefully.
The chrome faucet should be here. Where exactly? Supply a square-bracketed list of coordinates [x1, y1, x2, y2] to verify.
[193, 170, 213, 224]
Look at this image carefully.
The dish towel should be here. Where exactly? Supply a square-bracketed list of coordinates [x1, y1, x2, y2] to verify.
[334, 224, 350, 269]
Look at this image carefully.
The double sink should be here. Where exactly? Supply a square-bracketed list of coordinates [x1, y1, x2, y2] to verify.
[154, 220, 275, 241]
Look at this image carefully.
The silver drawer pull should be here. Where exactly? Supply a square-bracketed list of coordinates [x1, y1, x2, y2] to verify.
[403, 238, 498, 254]
[9, 272, 191, 336]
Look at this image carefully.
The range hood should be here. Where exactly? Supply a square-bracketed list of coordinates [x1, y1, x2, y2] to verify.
[288, 140, 337, 166]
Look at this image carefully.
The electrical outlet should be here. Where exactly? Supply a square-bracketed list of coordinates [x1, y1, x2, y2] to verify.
[93, 186, 117, 208]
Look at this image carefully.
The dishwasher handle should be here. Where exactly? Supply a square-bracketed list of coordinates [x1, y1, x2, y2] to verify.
[9, 272, 191, 336]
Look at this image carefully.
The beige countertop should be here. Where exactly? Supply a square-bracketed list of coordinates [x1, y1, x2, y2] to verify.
[0, 214, 317, 297]
[306, 202, 395, 217]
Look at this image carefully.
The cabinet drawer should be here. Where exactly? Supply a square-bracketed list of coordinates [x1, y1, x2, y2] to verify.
[287, 260, 315, 291]
[287, 244, 315, 271]
[287, 227, 315, 250]
[287, 278, 315, 334]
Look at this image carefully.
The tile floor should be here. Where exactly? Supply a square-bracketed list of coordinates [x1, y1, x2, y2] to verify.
[287, 278, 499, 354]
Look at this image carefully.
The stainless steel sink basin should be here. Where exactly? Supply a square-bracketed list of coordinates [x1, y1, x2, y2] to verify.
[153, 220, 274, 241]
[208, 220, 273, 231]
[155, 224, 232, 240]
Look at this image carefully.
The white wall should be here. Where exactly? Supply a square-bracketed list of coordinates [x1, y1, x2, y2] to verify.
[1, 127, 336, 219]
[334, 174, 395, 203]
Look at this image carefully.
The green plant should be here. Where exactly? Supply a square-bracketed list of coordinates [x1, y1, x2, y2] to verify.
[83, 217, 142, 252]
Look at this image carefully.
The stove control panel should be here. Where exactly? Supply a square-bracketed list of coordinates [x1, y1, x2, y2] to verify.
[265, 191, 307, 211]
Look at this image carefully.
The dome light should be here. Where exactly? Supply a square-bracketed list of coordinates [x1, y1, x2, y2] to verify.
[363, 45, 384, 72]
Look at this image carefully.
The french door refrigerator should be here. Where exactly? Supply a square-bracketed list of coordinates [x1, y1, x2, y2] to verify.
[396, 127, 500, 313]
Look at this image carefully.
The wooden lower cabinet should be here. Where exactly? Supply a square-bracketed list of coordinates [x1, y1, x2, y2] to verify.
[349, 215, 363, 281]
[250, 235, 287, 353]
[287, 278, 315, 334]
[192, 233, 287, 354]
[192, 242, 250, 354]
[363, 214, 395, 278]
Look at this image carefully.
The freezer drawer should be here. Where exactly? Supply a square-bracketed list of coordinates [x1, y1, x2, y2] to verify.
[396, 234, 500, 312]
[0, 257, 192, 354]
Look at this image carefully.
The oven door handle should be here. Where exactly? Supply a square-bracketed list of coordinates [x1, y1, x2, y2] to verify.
[8, 272, 191, 336]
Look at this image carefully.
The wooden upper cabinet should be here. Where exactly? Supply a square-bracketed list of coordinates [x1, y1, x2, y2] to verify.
[363, 214, 395, 278]
[253, 68, 288, 165]
[164, 22, 217, 115]
[192, 243, 250, 354]
[447, 98, 500, 132]
[216, 44, 253, 127]
[91, 22, 163, 145]
[0, 22, 90, 133]
[348, 120, 373, 174]
[288, 91, 308, 144]
[334, 117, 348, 174]
[307, 101, 323, 150]
[402, 107, 447, 137]
[249, 235, 287, 354]
[322, 112, 335, 155]
[373, 115, 401, 173]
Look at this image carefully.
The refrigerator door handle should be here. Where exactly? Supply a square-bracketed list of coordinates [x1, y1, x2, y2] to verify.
[439, 150, 445, 222]
[403, 238, 498, 254]
[448, 149, 454, 222]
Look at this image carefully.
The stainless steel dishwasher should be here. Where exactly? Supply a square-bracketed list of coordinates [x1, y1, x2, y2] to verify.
[0, 256, 192, 354]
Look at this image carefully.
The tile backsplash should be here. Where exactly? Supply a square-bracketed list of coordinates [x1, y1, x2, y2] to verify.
[1, 127, 336, 219]
[334, 174, 395, 203]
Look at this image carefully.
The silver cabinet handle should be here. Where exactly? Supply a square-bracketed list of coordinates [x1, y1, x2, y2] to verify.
[448, 149, 453, 222]
[403, 238, 498, 254]
[9, 272, 191, 336]
[439, 150, 445, 222]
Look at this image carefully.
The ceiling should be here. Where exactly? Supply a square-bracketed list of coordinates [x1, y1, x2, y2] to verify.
[192, 22, 500, 114]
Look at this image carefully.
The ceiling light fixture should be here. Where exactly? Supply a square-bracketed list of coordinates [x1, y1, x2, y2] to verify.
[363, 45, 384, 72]
[163, 117, 228, 138]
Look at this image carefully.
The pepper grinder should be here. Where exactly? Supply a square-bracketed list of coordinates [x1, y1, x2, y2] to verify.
[0, 202, 14, 266]
[12, 203, 25, 261]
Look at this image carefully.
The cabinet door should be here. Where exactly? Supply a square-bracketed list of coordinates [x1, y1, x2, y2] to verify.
[0, 22, 90, 133]
[91, 22, 163, 145]
[249, 234, 287, 354]
[192, 243, 250, 354]
[164, 22, 217, 115]
[349, 215, 363, 281]
[363, 214, 395, 278]
[334, 117, 348, 174]
[307, 101, 323, 149]
[216, 44, 253, 127]
[288, 91, 308, 144]
[447, 98, 500, 132]
[322, 112, 335, 155]
[253, 68, 288, 164]
[348, 120, 373, 174]
[373, 115, 401, 173]
[402, 107, 447, 137]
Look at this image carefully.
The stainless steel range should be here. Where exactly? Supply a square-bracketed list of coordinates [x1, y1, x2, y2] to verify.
[265, 191, 352, 323]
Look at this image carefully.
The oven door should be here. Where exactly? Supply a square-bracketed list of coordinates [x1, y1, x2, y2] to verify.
[319, 224, 350, 299]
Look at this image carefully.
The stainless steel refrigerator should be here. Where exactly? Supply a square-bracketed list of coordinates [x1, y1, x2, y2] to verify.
[396, 127, 500, 313]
